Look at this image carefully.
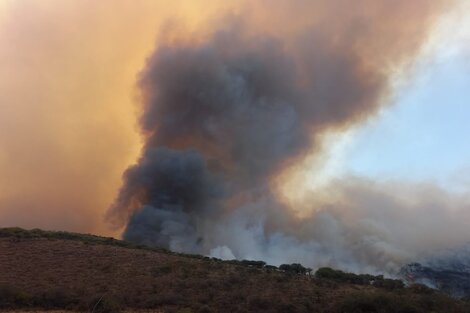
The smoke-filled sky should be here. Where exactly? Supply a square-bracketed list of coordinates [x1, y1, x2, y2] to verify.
[1, 0, 469, 274]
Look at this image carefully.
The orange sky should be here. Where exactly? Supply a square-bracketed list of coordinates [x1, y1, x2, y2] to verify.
[0, 0, 239, 235]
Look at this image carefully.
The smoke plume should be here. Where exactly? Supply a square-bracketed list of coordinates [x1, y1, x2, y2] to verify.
[108, 0, 465, 274]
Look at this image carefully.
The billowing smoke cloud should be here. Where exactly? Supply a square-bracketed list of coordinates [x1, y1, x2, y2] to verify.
[107, 0, 466, 274]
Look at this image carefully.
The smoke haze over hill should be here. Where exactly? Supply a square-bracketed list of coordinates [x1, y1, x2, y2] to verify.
[1, 0, 468, 276]
[106, 0, 470, 274]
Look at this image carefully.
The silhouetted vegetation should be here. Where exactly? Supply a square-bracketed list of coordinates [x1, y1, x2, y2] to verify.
[225, 259, 268, 268]
[240, 260, 267, 268]
[316, 267, 404, 289]
[280, 263, 312, 275]
[0, 227, 167, 252]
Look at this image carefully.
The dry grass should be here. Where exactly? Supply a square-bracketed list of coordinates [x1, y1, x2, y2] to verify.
[1, 311, 164, 313]
[0, 229, 469, 312]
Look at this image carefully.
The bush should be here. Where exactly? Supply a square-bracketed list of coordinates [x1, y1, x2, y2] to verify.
[315, 267, 364, 283]
[241, 260, 266, 268]
[315, 267, 346, 280]
[280, 263, 311, 275]
[315, 267, 404, 288]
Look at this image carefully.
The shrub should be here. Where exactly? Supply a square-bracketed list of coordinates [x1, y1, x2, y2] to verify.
[315, 267, 345, 280]
[241, 260, 266, 268]
[315, 267, 404, 288]
[280, 263, 310, 275]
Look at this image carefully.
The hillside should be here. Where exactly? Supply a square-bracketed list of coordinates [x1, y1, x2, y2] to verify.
[0, 228, 468, 313]
[401, 262, 470, 298]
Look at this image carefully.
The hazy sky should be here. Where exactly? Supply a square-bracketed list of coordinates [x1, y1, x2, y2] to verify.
[347, 10, 469, 187]
[0, 0, 468, 237]
[303, 6, 470, 191]
[347, 53, 470, 187]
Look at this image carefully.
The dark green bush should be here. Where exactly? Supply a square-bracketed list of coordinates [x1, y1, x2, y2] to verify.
[315, 267, 404, 289]
[241, 260, 266, 268]
[315, 267, 345, 280]
[265, 265, 278, 271]
[280, 263, 311, 274]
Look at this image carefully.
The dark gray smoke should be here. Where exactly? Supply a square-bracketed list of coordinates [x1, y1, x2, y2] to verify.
[116, 148, 223, 252]
[109, 26, 384, 249]
[107, 2, 461, 274]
